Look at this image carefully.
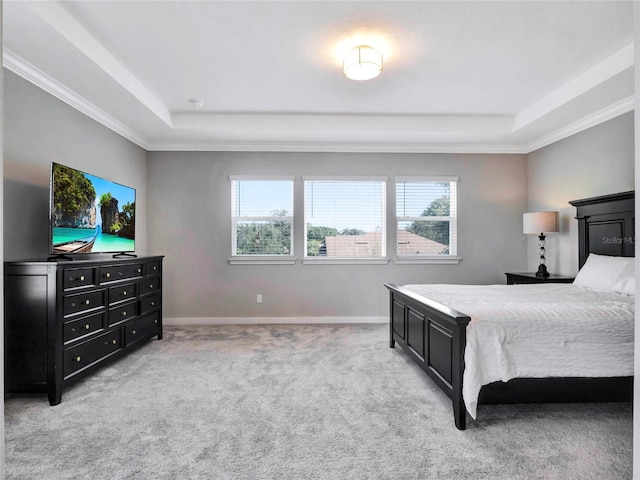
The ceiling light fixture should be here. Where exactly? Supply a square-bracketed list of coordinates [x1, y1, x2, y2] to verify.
[343, 45, 383, 81]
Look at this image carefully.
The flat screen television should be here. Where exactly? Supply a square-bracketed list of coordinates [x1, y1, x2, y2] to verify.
[50, 162, 136, 257]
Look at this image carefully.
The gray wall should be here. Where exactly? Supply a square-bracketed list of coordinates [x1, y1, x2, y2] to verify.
[5, 65, 633, 320]
[3, 71, 148, 261]
[147, 151, 527, 320]
[526, 112, 635, 276]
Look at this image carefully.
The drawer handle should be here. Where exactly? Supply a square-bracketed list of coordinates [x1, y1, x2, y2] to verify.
[131, 330, 136, 335]
[110, 340, 117, 345]
[123, 291, 127, 296]
[80, 275, 85, 281]
[84, 299, 90, 306]
[153, 266, 157, 271]
[84, 324, 90, 330]
[106, 272, 111, 278]
[149, 284, 154, 289]
[151, 302, 155, 306]
[154, 319, 158, 324]
[137, 268, 142, 273]
[73, 356, 81, 362]
[122, 311, 128, 317]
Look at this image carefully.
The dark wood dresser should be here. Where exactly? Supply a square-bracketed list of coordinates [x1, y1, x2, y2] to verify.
[5, 255, 163, 405]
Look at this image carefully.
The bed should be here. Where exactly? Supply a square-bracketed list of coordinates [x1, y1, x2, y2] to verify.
[385, 191, 635, 430]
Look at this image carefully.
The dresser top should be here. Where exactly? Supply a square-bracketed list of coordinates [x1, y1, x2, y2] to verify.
[6, 255, 164, 267]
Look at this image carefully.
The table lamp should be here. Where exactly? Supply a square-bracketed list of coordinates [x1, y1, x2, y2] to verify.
[523, 211, 559, 278]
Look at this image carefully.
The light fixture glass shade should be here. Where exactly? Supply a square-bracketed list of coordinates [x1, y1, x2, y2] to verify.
[343, 45, 383, 81]
[523, 211, 559, 234]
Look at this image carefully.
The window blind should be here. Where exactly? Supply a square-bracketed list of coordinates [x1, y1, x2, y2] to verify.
[304, 178, 386, 258]
[396, 178, 457, 257]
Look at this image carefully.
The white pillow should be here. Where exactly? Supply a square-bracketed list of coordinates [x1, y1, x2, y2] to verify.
[613, 258, 635, 296]
[573, 253, 634, 292]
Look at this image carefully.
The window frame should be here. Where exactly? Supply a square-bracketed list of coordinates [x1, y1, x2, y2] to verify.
[302, 176, 389, 265]
[229, 176, 296, 265]
[394, 176, 460, 265]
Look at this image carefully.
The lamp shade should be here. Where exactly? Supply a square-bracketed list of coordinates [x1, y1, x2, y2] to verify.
[343, 45, 383, 81]
[523, 211, 559, 234]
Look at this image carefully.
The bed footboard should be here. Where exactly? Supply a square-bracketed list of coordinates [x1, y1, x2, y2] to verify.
[385, 283, 471, 430]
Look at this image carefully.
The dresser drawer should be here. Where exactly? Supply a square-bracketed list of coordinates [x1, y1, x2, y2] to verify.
[108, 283, 137, 305]
[63, 311, 106, 344]
[139, 276, 161, 296]
[139, 294, 161, 315]
[108, 300, 138, 326]
[125, 312, 160, 347]
[100, 263, 143, 284]
[63, 289, 106, 317]
[63, 267, 97, 290]
[145, 260, 162, 276]
[64, 329, 121, 378]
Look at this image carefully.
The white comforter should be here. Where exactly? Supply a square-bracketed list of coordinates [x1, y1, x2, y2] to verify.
[401, 283, 634, 419]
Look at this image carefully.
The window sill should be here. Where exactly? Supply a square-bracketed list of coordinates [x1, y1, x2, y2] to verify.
[394, 257, 462, 265]
[302, 258, 390, 265]
[229, 256, 297, 265]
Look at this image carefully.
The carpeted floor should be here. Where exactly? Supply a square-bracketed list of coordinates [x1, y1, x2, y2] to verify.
[5, 324, 633, 479]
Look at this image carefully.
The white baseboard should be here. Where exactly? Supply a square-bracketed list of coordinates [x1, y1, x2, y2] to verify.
[164, 316, 388, 325]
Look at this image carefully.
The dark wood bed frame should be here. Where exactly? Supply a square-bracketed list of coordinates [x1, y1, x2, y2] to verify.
[386, 191, 634, 430]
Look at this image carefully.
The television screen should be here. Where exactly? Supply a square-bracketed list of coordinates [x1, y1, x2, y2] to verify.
[50, 163, 136, 255]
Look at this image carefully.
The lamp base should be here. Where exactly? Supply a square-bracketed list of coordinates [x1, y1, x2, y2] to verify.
[535, 264, 550, 278]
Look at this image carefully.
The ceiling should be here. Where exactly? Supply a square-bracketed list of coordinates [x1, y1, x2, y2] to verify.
[3, 1, 635, 153]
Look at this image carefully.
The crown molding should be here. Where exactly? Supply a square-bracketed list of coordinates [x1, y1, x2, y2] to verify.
[513, 43, 634, 132]
[523, 95, 634, 153]
[144, 140, 530, 154]
[172, 112, 513, 133]
[3, 48, 150, 150]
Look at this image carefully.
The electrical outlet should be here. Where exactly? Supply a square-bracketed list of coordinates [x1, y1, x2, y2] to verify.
[256, 294, 263, 304]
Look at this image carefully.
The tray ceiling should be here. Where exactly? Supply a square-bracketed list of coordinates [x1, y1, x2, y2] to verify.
[3, 1, 635, 153]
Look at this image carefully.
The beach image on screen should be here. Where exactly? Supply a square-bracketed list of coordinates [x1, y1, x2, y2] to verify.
[51, 163, 135, 254]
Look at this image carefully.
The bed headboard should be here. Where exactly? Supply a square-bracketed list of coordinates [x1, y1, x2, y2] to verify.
[569, 191, 635, 269]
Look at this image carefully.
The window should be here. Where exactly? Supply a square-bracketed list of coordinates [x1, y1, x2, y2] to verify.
[304, 177, 386, 260]
[230, 177, 294, 256]
[396, 177, 458, 258]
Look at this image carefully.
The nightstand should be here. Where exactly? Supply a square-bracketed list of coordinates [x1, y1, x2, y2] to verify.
[505, 272, 576, 285]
